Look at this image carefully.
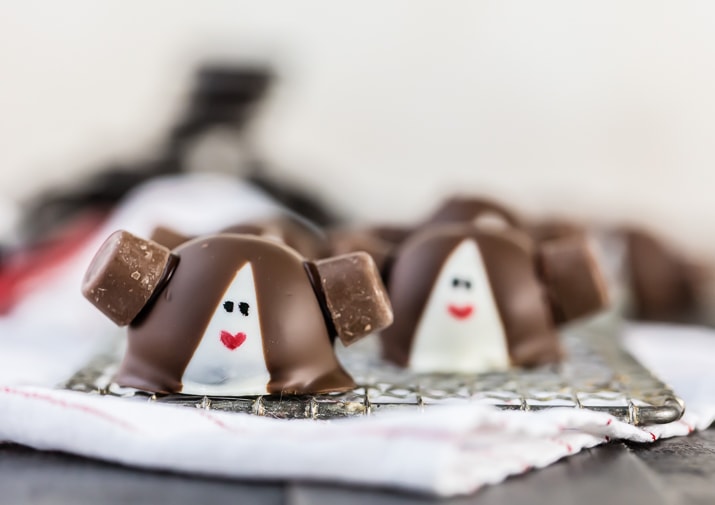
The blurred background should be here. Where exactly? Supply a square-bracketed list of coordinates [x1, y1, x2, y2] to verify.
[1, 0, 714, 254]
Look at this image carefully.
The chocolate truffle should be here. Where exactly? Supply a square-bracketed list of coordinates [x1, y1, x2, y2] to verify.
[424, 195, 709, 325]
[380, 224, 607, 373]
[82, 230, 393, 396]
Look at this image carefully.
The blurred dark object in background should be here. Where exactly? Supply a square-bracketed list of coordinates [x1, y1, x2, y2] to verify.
[19, 62, 339, 249]
[166, 64, 271, 149]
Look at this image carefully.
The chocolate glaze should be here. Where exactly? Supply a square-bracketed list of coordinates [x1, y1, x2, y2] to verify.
[381, 224, 563, 368]
[328, 198, 525, 278]
[223, 214, 329, 259]
[150, 214, 329, 259]
[422, 195, 709, 324]
[328, 229, 393, 272]
[425, 196, 524, 230]
[624, 228, 701, 323]
[83, 232, 393, 395]
[118, 234, 355, 394]
[381, 224, 608, 369]
[536, 236, 608, 324]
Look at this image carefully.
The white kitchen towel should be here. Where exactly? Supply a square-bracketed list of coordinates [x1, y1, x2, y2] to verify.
[0, 319, 713, 497]
[0, 385, 695, 497]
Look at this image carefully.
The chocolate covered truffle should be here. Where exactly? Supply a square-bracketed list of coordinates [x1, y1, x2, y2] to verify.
[424, 195, 710, 325]
[82, 230, 393, 396]
[381, 224, 607, 373]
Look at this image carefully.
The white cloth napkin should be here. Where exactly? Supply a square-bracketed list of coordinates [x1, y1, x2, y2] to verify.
[0, 374, 705, 497]
[0, 175, 714, 496]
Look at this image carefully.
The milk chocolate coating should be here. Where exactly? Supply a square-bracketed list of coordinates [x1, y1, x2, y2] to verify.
[109, 234, 360, 395]
[329, 198, 524, 279]
[381, 224, 564, 368]
[327, 229, 393, 272]
[537, 237, 609, 324]
[625, 229, 700, 323]
[425, 195, 715, 324]
[149, 214, 329, 259]
[312, 253, 394, 346]
[81, 230, 174, 326]
[223, 215, 329, 259]
[149, 225, 192, 251]
[426, 196, 524, 230]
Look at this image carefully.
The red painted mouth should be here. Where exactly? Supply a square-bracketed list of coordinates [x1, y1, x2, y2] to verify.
[220, 330, 247, 350]
[447, 304, 475, 320]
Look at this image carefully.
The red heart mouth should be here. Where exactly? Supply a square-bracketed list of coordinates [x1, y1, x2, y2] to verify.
[447, 304, 475, 320]
[220, 330, 247, 350]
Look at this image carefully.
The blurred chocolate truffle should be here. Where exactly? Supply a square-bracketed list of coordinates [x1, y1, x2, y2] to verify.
[381, 224, 607, 373]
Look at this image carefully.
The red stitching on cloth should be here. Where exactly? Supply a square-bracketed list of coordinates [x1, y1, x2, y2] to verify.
[648, 431, 657, 441]
[192, 408, 461, 442]
[1, 387, 137, 432]
[195, 410, 247, 434]
[551, 437, 573, 453]
[677, 420, 694, 434]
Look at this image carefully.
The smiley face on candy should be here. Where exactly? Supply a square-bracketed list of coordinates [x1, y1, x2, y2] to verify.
[82, 231, 393, 396]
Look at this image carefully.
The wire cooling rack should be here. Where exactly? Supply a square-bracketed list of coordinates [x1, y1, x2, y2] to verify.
[63, 315, 684, 426]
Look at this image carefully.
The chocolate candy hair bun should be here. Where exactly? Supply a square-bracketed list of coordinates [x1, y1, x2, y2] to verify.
[380, 224, 607, 373]
[82, 230, 392, 396]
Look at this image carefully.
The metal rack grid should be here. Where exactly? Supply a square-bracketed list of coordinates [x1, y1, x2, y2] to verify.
[63, 317, 684, 426]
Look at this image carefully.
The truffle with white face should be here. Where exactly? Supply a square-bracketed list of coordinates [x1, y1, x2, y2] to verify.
[409, 239, 509, 373]
[82, 230, 394, 396]
[381, 224, 607, 372]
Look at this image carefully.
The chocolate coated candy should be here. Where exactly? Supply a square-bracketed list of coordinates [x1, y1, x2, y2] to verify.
[81, 230, 175, 326]
[381, 223, 608, 373]
[82, 231, 392, 396]
[537, 237, 608, 324]
[313, 252, 393, 346]
[625, 228, 701, 323]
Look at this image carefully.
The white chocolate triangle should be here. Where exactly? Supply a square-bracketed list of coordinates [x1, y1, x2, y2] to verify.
[409, 239, 509, 373]
[181, 263, 270, 395]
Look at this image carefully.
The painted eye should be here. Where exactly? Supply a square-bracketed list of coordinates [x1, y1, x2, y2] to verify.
[223, 301, 234, 313]
[451, 277, 473, 289]
[238, 302, 250, 317]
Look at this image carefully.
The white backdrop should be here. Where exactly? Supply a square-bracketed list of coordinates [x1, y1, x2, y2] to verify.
[1, 1, 714, 254]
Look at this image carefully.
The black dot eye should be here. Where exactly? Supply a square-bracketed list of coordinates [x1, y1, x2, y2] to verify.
[238, 302, 250, 317]
[451, 277, 473, 290]
[223, 301, 234, 313]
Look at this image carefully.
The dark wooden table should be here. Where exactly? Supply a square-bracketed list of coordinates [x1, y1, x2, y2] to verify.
[2, 427, 713, 505]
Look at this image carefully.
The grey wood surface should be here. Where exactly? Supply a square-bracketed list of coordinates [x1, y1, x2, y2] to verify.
[1, 428, 713, 505]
